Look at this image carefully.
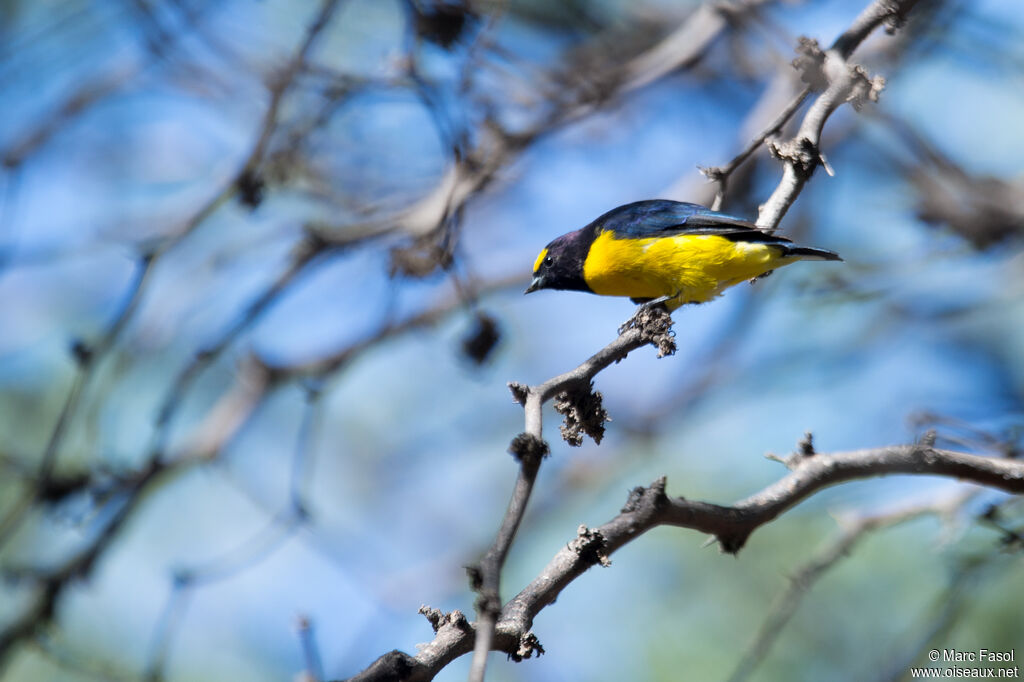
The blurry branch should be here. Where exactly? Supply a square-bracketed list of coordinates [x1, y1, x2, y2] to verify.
[551, 0, 782, 116]
[157, 262, 522, 470]
[128, 0, 184, 61]
[345, 443, 1024, 682]
[0, 353, 271, 671]
[756, 0, 919, 230]
[0, 2, 350, 671]
[619, 0, 774, 92]
[701, 85, 811, 211]
[149, 235, 331, 452]
[1, 268, 359, 675]
[0, 261, 520, 673]
[174, 356, 273, 461]
[324, 0, 781, 276]
[876, 539, 1017, 682]
[910, 411, 1021, 459]
[873, 495, 1024, 680]
[7, 175, 246, 523]
[69, 262, 512, 682]
[146, 378, 326, 681]
[663, 67, 794, 208]
[143, 267, 526, 670]
[0, 455, 202, 671]
[0, 68, 134, 170]
[290, 384, 326, 513]
[0, 252, 152, 549]
[39, 260, 151, 480]
[0, 0, 306, 543]
[145, 506, 304, 679]
[0, 168, 21, 274]
[297, 616, 326, 682]
[268, 270, 525, 378]
[726, 487, 978, 682]
[242, 0, 345, 194]
[23, 0, 342, 488]
[0, 0, 345, 508]
[0, 0, 253, 172]
[163, 0, 251, 71]
[872, 110, 1024, 248]
[456, 0, 506, 94]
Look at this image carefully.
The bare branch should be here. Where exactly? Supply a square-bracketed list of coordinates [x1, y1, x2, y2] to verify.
[701, 85, 812, 211]
[620, 0, 774, 92]
[467, 306, 675, 681]
[757, 0, 920, 230]
[460, 8, 937, 675]
[343, 445, 1024, 681]
[0, 456, 200, 670]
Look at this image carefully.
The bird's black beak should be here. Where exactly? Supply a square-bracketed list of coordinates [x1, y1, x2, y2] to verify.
[524, 275, 544, 294]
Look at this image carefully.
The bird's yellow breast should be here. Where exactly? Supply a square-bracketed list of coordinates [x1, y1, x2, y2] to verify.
[581, 230, 788, 308]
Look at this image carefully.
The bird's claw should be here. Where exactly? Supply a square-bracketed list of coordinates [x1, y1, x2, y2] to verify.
[617, 304, 677, 357]
[636, 299, 671, 314]
[619, 294, 674, 334]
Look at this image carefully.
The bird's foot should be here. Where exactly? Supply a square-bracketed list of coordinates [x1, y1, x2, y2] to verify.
[621, 296, 670, 335]
[631, 294, 673, 314]
[618, 304, 676, 358]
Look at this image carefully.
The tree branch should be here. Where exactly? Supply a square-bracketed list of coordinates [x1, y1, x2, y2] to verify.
[756, 0, 920, 230]
[466, 307, 675, 682]
[342, 444, 1024, 681]
[701, 84, 812, 211]
[462, 4, 928, 676]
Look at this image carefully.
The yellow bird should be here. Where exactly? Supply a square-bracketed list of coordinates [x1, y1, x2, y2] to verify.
[526, 200, 841, 310]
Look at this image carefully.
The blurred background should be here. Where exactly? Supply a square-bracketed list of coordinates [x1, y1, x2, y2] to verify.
[1, 0, 1023, 680]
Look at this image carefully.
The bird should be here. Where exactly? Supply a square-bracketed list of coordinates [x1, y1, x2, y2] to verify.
[525, 199, 841, 311]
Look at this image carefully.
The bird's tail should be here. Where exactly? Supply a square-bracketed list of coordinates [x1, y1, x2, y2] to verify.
[782, 245, 843, 262]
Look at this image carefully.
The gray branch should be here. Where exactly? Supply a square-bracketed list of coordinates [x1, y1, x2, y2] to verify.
[756, 0, 920, 230]
[342, 445, 1024, 681]
[466, 309, 672, 682]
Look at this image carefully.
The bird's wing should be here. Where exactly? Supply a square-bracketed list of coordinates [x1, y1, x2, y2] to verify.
[594, 200, 792, 244]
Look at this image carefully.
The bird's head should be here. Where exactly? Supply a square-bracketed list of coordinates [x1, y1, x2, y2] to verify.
[525, 229, 591, 294]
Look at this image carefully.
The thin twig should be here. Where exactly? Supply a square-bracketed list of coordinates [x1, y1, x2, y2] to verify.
[702, 85, 812, 211]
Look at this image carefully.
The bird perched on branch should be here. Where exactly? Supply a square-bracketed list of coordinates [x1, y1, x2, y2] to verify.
[526, 200, 841, 311]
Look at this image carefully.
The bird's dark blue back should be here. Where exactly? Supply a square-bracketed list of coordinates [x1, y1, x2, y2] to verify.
[591, 200, 778, 241]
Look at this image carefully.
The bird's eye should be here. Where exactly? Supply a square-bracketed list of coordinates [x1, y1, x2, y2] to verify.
[544, 256, 553, 267]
